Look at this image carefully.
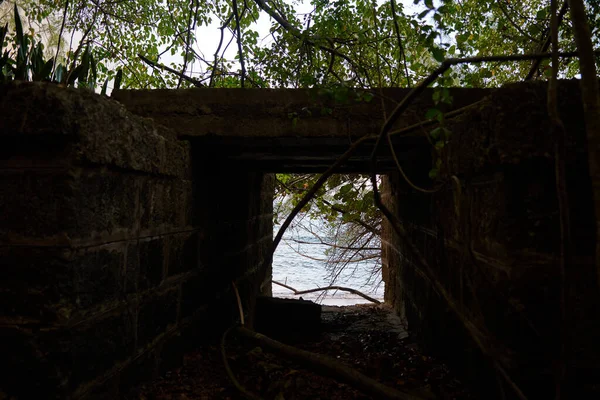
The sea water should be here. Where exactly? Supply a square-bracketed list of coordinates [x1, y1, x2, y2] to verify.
[271, 222, 385, 306]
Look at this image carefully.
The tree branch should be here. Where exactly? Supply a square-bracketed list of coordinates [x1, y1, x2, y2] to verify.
[178, 0, 200, 89]
[389, 0, 411, 87]
[525, 1, 569, 80]
[547, 1, 570, 396]
[272, 280, 381, 304]
[138, 53, 204, 87]
[567, 1, 600, 289]
[210, 13, 234, 87]
[232, 0, 246, 87]
[234, 326, 422, 399]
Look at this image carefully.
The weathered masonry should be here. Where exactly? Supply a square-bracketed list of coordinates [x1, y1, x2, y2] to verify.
[1, 81, 599, 399]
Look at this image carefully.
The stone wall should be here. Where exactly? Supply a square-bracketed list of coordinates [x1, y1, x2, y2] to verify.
[0, 82, 273, 399]
[381, 80, 600, 398]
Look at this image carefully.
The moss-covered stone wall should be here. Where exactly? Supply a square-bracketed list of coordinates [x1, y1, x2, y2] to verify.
[381, 80, 600, 398]
[0, 82, 273, 399]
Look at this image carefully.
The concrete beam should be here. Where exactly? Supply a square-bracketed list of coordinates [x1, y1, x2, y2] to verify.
[113, 87, 491, 172]
[113, 87, 491, 139]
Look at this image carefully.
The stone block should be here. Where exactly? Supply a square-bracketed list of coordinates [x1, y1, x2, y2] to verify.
[67, 312, 136, 385]
[0, 244, 124, 322]
[254, 296, 321, 341]
[124, 242, 139, 294]
[72, 246, 125, 310]
[138, 238, 165, 290]
[117, 347, 159, 396]
[0, 247, 72, 322]
[166, 231, 200, 277]
[0, 81, 189, 177]
[180, 273, 210, 319]
[0, 170, 76, 241]
[0, 311, 135, 398]
[0, 168, 139, 242]
[136, 288, 178, 348]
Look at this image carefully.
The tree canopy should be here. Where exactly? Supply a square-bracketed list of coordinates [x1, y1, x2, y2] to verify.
[2, 0, 598, 90]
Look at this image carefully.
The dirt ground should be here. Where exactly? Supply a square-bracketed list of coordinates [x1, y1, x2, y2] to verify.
[126, 304, 477, 400]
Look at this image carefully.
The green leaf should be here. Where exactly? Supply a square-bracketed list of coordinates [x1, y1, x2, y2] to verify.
[55, 64, 66, 83]
[527, 24, 541, 36]
[78, 45, 91, 87]
[432, 48, 445, 63]
[425, 108, 441, 120]
[67, 64, 82, 86]
[37, 59, 54, 81]
[418, 10, 431, 19]
[425, 0, 434, 9]
[536, 9, 547, 20]
[0, 24, 8, 54]
[101, 78, 109, 95]
[90, 52, 97, 88]
[340, 184, 352, 195]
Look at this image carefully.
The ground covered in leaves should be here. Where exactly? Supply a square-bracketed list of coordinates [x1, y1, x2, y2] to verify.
[126, 304, 477, 399]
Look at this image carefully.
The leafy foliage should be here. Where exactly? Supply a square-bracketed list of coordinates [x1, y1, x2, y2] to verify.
[0, 4, 121, 91]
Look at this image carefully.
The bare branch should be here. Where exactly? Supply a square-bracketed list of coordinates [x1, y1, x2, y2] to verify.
[210, 13, 234, 87]
[272, 280, 381, 304]
[234, 326, 423, 399]
[389, 0, 411, 87]
[232, 0, 246, 87]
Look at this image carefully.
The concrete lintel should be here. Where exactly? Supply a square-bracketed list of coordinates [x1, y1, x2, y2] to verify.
[113, 87, 491, 139]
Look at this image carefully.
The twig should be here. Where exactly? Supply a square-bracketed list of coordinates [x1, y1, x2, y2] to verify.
[525, 1, 569, 80]
[497, 1, 540, 43]
[221, 327, 264, 400]
[209, 13, 234, 87]
[232, 281, 245, 326]
[178, 0, 200, 89]
[289, 237, 380, 252]
[138, 54, 204, 87]
[321, 199, 381, 235]
[283, 239, 378, 264]
[232, 0, 246, 87]
[51, 0, 69, 81]
[389, 0, 411, 87]
[234, 326, 421, 399]
[252, 0, 367, 77]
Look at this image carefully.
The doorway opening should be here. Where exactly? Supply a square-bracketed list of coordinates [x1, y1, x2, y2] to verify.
[271, 173, 384, 305]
